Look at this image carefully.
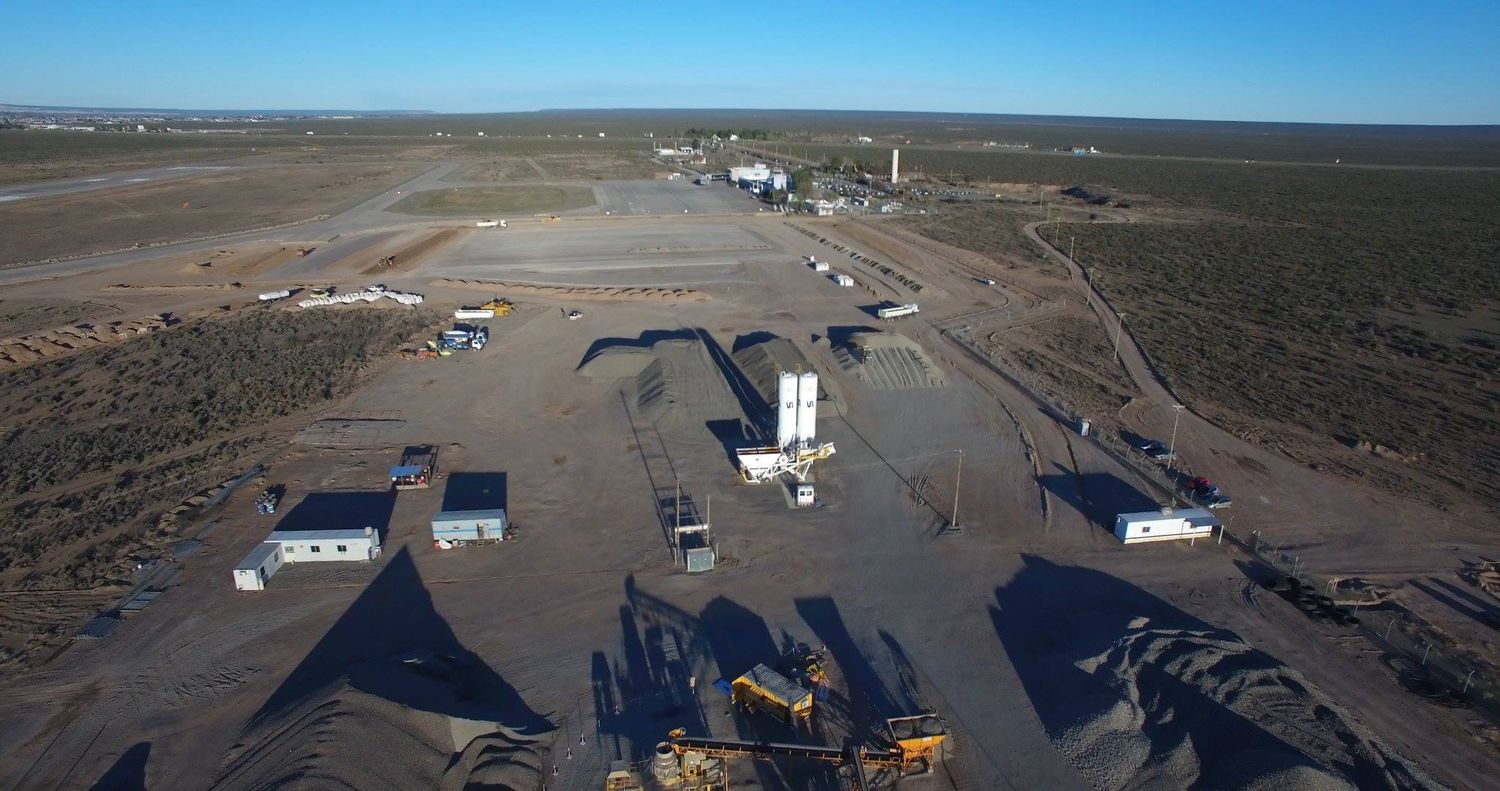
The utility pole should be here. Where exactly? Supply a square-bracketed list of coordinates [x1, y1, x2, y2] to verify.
[950, 449, 963, 530]
[1113, 313, 1127, 360]
[1068, 236, 1075, 265]
[1168, 404, 1186, 471]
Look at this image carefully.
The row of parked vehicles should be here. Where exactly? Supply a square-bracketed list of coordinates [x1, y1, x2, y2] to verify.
[1129, 437, 1233, 509]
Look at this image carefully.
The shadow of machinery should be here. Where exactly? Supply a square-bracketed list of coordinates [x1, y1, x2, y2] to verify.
[591, 577, 837, 789]
[795, 597, 922, 746]
[441, 471, 507, 512]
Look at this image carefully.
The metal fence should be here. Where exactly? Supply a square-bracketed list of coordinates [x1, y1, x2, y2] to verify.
[941, 323, 1500, 724]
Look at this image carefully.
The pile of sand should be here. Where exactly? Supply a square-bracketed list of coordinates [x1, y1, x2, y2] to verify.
[436, 278, 707, 302]
[835, 332, 946, 390]
[576, 347, 656, 379]
[1054, 616, 1438, 790]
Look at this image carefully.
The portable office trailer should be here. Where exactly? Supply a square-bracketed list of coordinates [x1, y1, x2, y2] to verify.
[233, 542, 285, 591]
[266, 527, 382, 561]
[831, 274, 854, 287]
[431, 508, 508, 545]
[1113, 507, 1219, 544]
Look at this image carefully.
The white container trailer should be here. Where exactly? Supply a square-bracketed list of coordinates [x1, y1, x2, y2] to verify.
[831, 274, 854, 287]
[258, 290, 291, 302]
[877, 303, 920, 320]
[812, 261, 831, 272]
[266, 527, 382, 561]
[1114, 507, 1219, 544]
[233, 542, 285, 591]
[431, 508, 508, 546]
[455, 308, 496, 319]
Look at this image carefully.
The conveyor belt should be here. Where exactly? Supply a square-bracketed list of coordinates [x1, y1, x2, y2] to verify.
[669, 737, 906, 770]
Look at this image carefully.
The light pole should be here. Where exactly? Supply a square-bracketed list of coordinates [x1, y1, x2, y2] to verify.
[1113, 313, 1127, 360]
[949, 449, 963, 531]
[1168, 404, 1186, 471]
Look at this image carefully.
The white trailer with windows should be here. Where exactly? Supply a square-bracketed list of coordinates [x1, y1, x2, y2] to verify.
[431, 508, 508, 547]
[877, 303, 920, 320]
[266, 526, 382, 561]
[233, 542, 286, 591]
[1114, 507, 1219, 544]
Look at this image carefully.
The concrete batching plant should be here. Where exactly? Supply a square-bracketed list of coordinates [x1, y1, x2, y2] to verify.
[736, 371, 836, 483]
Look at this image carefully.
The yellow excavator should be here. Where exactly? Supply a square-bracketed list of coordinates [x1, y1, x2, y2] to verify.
[480, 297, 514, 316]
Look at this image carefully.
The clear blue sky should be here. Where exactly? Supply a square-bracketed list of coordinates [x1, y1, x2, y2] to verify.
[3, 0, 1497, 124]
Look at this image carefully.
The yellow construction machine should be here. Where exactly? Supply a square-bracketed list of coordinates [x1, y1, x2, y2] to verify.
[480, 297, 514, 316]
[661, 713, 947, 790]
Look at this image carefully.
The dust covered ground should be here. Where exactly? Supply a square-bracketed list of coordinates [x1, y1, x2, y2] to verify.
[0, 138, 1498, 791]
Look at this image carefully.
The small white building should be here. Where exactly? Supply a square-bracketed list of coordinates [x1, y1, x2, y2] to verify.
[268, 527, 382, 561]
[232, 527, 382, 591]
[831, 273, 855, 287]
[729, 163, 772, 183]
[1113, 507, 1219, 545]
[811, 261, 830, 272]
[233, 542, 285, 591]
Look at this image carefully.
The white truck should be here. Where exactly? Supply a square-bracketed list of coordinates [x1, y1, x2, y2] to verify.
[877, 303, 920, 320]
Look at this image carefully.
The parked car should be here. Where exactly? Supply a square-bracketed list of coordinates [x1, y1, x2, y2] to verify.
[1133, 439, 1175, 461]
[1204, 494, 1234, 510]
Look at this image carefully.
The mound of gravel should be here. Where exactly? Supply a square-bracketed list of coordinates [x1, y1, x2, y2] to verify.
[1055, 617, 1436, 790]
[835, 332, 946, 390]
[630, 339, 739, 434]
[732, 337, 816, 405]
[216, 653, 550, 791]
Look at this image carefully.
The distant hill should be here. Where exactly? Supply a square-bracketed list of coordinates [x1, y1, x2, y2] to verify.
[0, 103, 433, 117]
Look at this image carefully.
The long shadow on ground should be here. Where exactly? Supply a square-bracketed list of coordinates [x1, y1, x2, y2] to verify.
[576, 329, 695, 369]
[1038, 462, 1158, 530]
[441, 471, 508, 512]
[592, 577, 839, 789]
[795, 597, 920, 745]
[88, 741, 150, 791]
[272, 490, 397, 541]
[247, 547, 552, 735]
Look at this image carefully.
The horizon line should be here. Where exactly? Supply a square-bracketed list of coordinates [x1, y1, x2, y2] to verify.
[4, 102, 1499, 129]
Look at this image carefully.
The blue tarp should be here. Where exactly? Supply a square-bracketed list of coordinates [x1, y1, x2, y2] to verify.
[390, 465, 423, 477]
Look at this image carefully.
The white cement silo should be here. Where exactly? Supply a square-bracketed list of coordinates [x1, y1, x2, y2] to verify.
[796, 372, 818, 446]
[777, 371, 799, 450]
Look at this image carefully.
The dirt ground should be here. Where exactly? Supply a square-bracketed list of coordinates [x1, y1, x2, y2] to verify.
[1, 155, 1499, 791]
[0, 163, 423, 265]
[389, 185, 596, 216]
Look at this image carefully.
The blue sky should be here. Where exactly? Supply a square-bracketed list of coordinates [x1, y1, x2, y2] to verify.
[2, 1, 1497, 124]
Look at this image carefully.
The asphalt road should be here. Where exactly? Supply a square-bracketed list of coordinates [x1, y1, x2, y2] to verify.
[0, 165, 234, 203]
